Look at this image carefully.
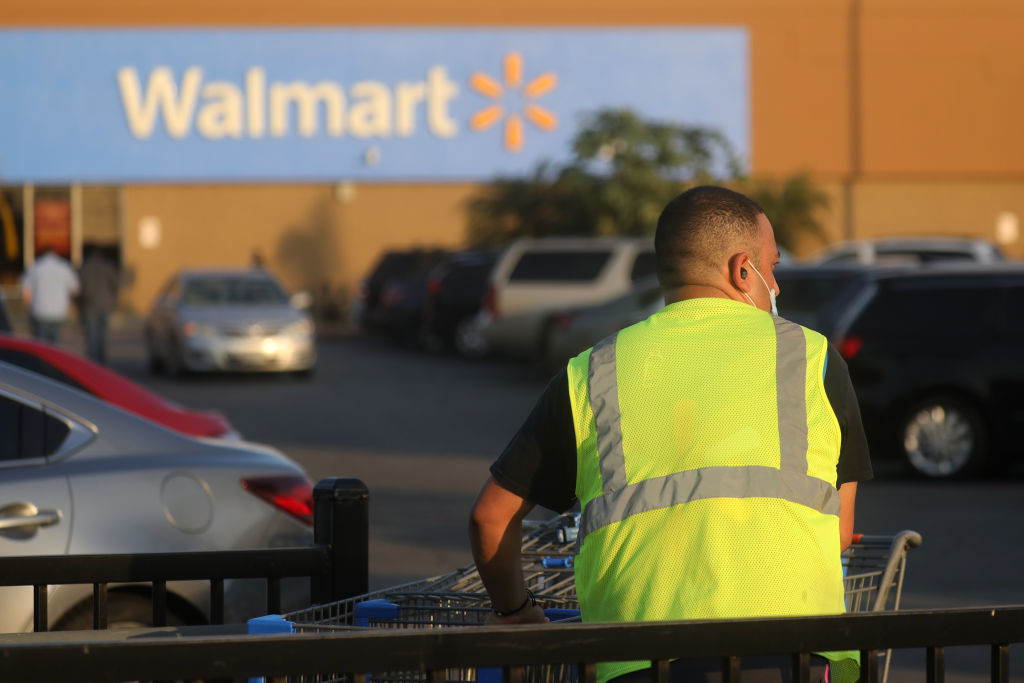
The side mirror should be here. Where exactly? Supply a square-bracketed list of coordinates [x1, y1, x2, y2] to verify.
[290, 291, 313, 310]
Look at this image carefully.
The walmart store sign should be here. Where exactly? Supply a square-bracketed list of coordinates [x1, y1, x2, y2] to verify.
[0, 29, 748, 182]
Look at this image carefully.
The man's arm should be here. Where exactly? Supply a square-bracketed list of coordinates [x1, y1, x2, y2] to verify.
[468, 477, 547, 625]
[838, 481, 857, 552]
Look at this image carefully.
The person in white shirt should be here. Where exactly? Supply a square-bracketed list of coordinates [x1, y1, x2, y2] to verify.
[20, 248, 80, 344]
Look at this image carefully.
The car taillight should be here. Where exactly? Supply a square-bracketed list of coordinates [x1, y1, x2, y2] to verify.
[484, 285, 498, 319]
[837, 335, 863, 359]
[554, 311, 578, 332]
[427, 276, 443, 297]
[242, 475, 314, 527]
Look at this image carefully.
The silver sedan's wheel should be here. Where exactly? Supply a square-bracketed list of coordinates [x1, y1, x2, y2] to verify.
[56, 593, 186, 630]
[900, 397, 986, 478]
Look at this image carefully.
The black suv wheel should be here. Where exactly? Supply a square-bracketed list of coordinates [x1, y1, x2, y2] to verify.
[898, 395, 987, 478]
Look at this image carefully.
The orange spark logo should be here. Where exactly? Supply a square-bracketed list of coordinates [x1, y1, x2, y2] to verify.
[469, 52, 558, 152]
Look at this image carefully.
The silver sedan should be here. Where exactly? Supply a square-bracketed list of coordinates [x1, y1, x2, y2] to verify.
[144, 268, 316, 375]
[0, 360, 315, 632]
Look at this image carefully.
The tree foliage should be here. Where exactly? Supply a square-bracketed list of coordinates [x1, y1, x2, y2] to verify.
[743, 173, 830, 251]
[466, 108, 828, 249]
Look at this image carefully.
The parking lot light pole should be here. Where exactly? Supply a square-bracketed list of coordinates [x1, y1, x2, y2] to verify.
[312, 477, 369, 604]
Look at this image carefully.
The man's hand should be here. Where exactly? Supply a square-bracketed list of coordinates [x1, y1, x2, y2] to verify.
[484, 604, 549, 626]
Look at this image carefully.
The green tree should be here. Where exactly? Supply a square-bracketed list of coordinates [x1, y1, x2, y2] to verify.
[465, 163, 600, 247]
[743, 173, 830, 252]
[467, 108, 828, 250]
[569, 110, 742, 237]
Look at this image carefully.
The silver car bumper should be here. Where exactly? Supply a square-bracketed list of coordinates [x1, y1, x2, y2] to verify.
[181, 334, 316, 372]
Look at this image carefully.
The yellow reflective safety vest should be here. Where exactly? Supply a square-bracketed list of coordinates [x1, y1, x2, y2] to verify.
[567, 298, 858, 683]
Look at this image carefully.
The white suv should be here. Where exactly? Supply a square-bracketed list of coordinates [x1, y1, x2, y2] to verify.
[808, 237, 1004, 266]
[477, 237, 656, 360]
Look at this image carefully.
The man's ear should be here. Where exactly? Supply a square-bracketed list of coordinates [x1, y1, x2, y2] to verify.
[728, 253, 751, 292]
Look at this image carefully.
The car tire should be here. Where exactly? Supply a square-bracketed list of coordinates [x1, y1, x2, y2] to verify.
[898, 394, 988, 478]
[453, 316, 488, 359]
[144, 332, 164, 375]
[416, 323, 444, 354]
[54, 592, 187, 631]
[164, 340, 186, 378]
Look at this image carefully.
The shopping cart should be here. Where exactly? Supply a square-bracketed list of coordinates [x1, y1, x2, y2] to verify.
[281, 518, 921, 683]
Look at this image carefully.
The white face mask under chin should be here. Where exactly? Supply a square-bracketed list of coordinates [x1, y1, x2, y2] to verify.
[742, 261, 778, 316]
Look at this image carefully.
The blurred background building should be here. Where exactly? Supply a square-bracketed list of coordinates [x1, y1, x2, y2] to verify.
[1, 0, 1022, 319]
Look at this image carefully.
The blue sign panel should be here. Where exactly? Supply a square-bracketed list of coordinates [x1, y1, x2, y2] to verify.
[0, 29, 748, 182]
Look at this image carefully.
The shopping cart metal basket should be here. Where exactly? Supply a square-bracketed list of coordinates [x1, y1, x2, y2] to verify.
[281, 519, 921, 683]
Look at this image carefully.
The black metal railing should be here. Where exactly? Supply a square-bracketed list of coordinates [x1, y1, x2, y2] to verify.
[0, 477, 368, 631]
[0, 605, 1022, 682]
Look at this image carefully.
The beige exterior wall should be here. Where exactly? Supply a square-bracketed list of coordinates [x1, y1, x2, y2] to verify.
[793, 182, 1024, 260]
[120, 184, 473, 313]
[6, 0, 1024, 309]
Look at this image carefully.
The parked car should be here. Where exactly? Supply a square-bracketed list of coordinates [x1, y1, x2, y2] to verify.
[539, 275, 663, 376]
[0, 334, 238, 439]
[0, 360, 314, 632]
[807, 237, 1004, 266]
[420, 250, 500, 357]
[819, 264, 1024, 478]
[770, 264, 879, 333]
[478, 238, 656, 360]
[355, 248, 450, 337]
[538, 264, 874, 375]
[144, 268, 316, 376]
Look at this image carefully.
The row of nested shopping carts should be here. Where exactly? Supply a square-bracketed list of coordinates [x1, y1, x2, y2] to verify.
[276, 514, 922, 683]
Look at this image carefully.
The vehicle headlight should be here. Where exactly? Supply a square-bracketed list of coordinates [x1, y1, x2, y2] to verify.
[182, 321, 218, 338]
[284, 319, 314, 337]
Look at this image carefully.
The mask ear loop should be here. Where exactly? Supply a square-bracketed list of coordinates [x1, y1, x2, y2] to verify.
[739, 260, 756, 307]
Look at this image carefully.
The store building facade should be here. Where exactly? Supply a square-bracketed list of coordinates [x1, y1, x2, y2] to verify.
[2, 0, 1023, 317]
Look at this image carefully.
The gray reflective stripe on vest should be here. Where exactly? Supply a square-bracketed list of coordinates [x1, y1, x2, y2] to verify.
[579, 316, 838, 550]
[773, 316, 809, 478]
[588, 332, 626, 493]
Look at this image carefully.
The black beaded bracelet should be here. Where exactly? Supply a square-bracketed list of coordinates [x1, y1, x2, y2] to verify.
[492, 589, 537, 617]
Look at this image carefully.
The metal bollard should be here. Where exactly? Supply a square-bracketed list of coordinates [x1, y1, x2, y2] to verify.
[312, 477, 369, 604]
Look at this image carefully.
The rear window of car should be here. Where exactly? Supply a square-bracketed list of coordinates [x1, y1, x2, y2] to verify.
[508, 251, 613, 282]
[183, 277, 288, 305]
[777, 272, 863, 316]
[0, 394, 69, 460]
[370, 250, 450, 284]
[630, 251, 657, 282]
[850, 279, 1016, 340]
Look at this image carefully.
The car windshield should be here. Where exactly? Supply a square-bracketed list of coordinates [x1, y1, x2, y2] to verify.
[182, 277, 288, 306]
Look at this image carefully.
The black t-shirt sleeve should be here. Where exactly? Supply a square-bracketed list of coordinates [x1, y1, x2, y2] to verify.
[490, 371, 578, 513]
[823, 345, 874, 486]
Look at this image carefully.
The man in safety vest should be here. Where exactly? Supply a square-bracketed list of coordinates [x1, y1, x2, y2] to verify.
[469, 186, 873, 682]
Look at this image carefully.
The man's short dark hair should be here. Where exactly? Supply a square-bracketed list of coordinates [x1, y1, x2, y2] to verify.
[655, 186, 765, 291]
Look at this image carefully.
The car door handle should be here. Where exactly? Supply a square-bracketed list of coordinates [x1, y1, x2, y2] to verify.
[0, 508, 62, 531]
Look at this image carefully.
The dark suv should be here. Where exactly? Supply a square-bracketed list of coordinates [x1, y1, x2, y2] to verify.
[356, 248, 450, 340]
[420, 250, 499, 357]
[821, 265, 1024, 478]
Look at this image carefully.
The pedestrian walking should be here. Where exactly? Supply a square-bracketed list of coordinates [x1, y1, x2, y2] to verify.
[19, 248, 79, 344]
[0, 285, 11, 333]
[78, 246, 120, 363]
[469, 186, 874, 683]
